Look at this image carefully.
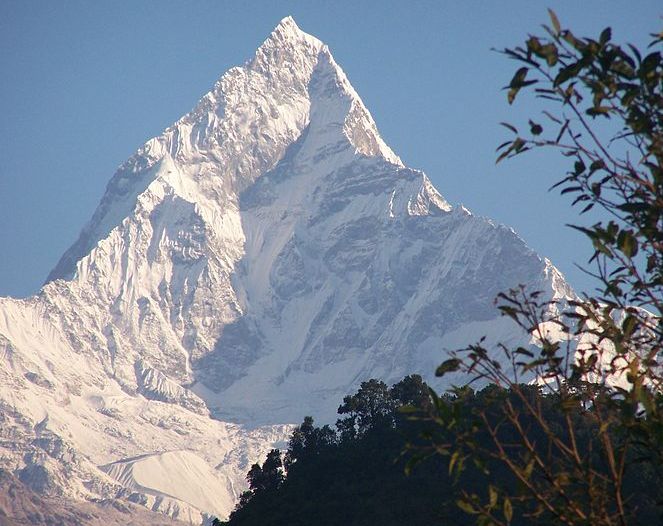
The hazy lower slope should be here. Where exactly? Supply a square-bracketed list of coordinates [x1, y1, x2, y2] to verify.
[0, 16, 573, 523]
[0, 469, 184, 526]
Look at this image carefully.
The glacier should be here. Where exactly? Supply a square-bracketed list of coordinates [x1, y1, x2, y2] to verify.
[0, 16, 573, 523]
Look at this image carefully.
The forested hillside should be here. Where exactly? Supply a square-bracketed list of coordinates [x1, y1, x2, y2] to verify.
[216, 377, 663, 525]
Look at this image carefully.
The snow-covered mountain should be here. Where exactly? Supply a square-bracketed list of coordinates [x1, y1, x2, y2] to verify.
[0, 17, 572, 523]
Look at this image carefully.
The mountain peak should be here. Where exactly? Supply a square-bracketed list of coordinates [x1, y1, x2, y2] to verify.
[0, 15, 576, 523]
[253, 17, 401, 165]
[256, 15, 323, 59]
[273, 16, 301, 36]
[46, 16, 406, 284]
[269, 15, 320, 46]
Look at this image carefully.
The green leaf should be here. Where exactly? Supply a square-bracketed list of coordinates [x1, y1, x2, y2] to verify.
[489, 485, 498, 508]
[586, 106, 611, 117]
[612, 60, 636, 79]
[529, 120, 543, 135]
[499, 122, 519, 134]
[622, 314, 639, 338]
[617, 229, 638, 257]
[561, 30, 581, 49]
[504, 497, 513, 523]
[581, 202, 594, 213]
[496, 137, 526, 163]
[448, 450, 460, 475]
[542, 44, 559, 66]
[514, 347, 534, 358]
[507, 67, 537, 103]
[574, 159, 586, 175]
[554, 62, 582, 86]
[509, 67, 528, 88]
[527, 38, 558, 66]
[641, 51, 661, 74]
[457, 499, 478, 515]
[627, 43, 642, 63]
[548, 9, 561, 35]
[496, 140, 513, 152]
[507, 86, 518, 105]
[599, 27, 612, 46]
[436, 358, 461, 377]
[589, 160, 606, 174]
[404, 452, 427, 476]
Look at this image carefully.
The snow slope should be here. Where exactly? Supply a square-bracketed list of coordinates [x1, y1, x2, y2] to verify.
[0, 16, 573, 523]
[0, 468, 182, 526]
[101, 450, 233, 521]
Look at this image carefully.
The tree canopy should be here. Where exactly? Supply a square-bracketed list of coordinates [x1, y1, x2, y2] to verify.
[215, 377, 662, 526]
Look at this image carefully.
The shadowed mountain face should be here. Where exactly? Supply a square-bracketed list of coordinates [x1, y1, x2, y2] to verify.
[0, 17, 572, 523]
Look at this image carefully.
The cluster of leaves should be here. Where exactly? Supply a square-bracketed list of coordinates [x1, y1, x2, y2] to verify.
[409, 382, 663, 526]
[424, 11, 663, 526]
[413, 374, 663, 526]
[498, 9, 662, 323]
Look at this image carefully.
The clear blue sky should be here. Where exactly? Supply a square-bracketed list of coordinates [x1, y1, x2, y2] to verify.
[0, 1, 660, 298]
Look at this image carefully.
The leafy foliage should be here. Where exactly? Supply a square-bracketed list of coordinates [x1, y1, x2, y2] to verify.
[215, 378, 662, 526]
[422, 11, 663, 526]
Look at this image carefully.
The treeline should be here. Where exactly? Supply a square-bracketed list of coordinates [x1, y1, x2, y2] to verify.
[214, 377, 662, 525]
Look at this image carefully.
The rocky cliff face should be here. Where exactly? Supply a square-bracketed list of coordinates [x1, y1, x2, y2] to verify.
[0, 17, 572, 523]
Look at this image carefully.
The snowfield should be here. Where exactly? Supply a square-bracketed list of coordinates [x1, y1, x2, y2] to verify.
[0, 17, 573, 523]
